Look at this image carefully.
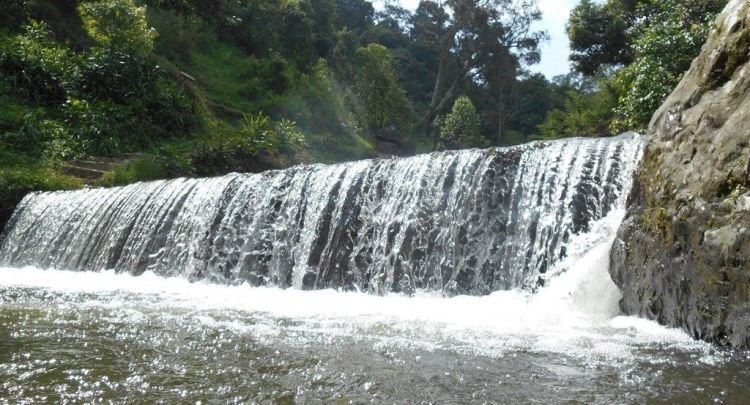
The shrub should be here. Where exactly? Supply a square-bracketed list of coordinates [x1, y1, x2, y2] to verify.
[440, 96, 483, 149]
[609, 0, 721, 132]
[191, 114, 307, 176]
[75, 47, 160, 103]
[353, 43, 413, 132]
[78, 0, 157, 54]
[0, 21, 75, 105]
[236, 112, 306, 156]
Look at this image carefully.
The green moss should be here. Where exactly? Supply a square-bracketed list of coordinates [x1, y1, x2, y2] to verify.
[0, 154, 83, 230]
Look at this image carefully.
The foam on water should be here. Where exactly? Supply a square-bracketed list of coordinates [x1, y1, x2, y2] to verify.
[0, 209, 717, 367]
[0, 134, 644, 295]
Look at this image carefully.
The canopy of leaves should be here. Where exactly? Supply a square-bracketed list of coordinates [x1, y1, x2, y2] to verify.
[609, 0, 723, 132]
[568, 0, 632, 75]
[558, 0, 726, 135]
[353, 43, 413, 131]
[78, 0, 157, 54]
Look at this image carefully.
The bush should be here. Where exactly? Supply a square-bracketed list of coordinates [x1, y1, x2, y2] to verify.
[100, 154, 167, 186]
[231, 112, 307, 156]
[609, 0, 721, 132]
[78, 0, 157, 54]
[440, 96, 484, 149]
[75, 47, 160, 103]
[62, 97, 123, 156]
[191, 114, 307, 176]
[0, 21, 75, 105]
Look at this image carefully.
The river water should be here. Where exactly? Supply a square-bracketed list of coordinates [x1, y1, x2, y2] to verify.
[2, 135, 749, 402]
[1, 211, 748, 403]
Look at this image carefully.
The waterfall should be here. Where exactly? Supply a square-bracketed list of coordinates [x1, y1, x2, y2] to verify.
[0, 133, 643, 295]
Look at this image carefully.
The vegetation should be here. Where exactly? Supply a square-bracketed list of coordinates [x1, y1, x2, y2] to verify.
[0, 0, 729, 227]
[546, 0, 727, 135]
[440, 96, 483, 150]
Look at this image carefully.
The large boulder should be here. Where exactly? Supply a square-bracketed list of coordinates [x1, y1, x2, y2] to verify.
[611, 0, 750, 348]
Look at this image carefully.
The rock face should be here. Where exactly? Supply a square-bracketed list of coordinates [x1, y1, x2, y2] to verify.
[611, 0, 750, 347]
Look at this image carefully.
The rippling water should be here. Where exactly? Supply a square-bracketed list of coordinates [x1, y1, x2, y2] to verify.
[1, 212, 748, 403]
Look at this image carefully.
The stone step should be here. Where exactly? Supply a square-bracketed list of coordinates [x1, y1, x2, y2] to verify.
[61, 164, 107, 180]
[67, 160, 117, 171]
[61, 154, 140, 183]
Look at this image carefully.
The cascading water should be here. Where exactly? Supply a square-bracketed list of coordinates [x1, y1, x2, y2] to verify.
[1, 133, 641, 294]
[2, 132, 748, 403]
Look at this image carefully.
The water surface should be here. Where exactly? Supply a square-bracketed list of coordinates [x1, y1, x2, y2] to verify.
[1, 217, 747, 403]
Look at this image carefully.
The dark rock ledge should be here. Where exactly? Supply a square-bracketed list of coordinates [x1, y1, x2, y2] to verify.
[611, 0, 750, 347]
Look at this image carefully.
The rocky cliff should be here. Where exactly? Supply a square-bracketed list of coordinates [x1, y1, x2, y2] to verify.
[611, 0, 750, 347]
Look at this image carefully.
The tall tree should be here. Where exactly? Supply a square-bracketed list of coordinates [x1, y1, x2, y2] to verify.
[568, 0, 726, 76]
[334, 0, 375, 32]
[567, 0, 632, 75]
[412, 0, 545, 148]
[354, 43, 413, 131]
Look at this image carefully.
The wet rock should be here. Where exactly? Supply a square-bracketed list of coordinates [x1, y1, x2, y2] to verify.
[611, 0, 750, 348]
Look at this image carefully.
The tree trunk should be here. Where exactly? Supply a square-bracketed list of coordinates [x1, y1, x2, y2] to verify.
[430, 78, 460, 150]
[423, 41, 450, 137]
[496, 88, 505, 145]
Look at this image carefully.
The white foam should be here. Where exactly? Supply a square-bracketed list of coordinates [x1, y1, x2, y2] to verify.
[0, 210, 716, 365]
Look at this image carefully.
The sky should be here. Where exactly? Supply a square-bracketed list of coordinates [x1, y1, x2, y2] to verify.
[372, 0, 577, 80]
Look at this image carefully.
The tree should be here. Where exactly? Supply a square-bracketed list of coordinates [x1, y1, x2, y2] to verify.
[440, 95, 483, 149]
[353, 44, 413, 132]
[279, 0, 317, 71]
[564, 0, 725, 133]
[609, 0, 724, 132]
[538, 82, 617, 138]
[78, 0, 157, 54]
[567, 0, 632, 75]
[412, 0, 545, 148]
[568, 0, 726, 77]
[504, 73, 561, 139]
[334, 0, 375, 33]
[309, 0, 337, 57]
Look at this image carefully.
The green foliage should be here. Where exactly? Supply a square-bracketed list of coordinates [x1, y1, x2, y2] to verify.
[568, 0, 632, 75]
[101, 139, 197, 186]
[279, 0, 317, 71]
[236, 112, 306, 156]
[147, 8, 200, 63]
[353, 43, 413, 132]
[0, 21, 75, 105]
[538, 85, 617, 138]
[440, 96, 483, 149]
[562, 0, 725, 134]
[0, 0, 30, 33]
[609, 0, 719, 132]
[0, 155, 82, 229]
[184, 31, 290, 113]
[100, 155, 166, 185]
[0, 13, 198, 160]
[78, 0, 157, 54]
[190, 113, 307, 176]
